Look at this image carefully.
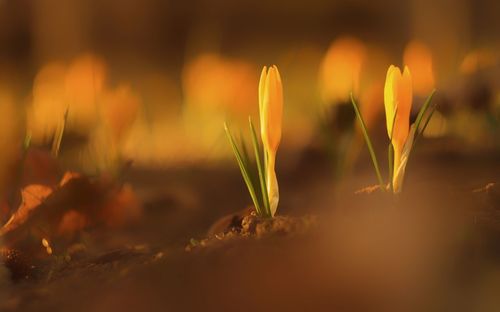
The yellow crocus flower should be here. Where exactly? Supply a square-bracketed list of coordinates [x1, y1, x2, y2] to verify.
[259, 65, 283, 216]
[384, 65, 413, 192]
[403, 40, 435, 97]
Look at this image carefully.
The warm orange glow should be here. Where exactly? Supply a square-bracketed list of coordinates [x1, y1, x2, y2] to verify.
[28, 53, 108, 144]
[28, 62, 68, 143]
[359, 82, 384, 130]
[319, 37, 366, 104]
[0, 88, 21, 194]
[403, 40, 435, 96]
[101, 85, 141, 143]
[64, 54, 107, 129]
[460, 49, 498, 74]
[182, 54, 257, 119]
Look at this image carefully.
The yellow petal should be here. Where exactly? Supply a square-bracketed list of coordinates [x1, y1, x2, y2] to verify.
[261, 66, 283, 152]
[258, 65, 283, 216]
[258, 66, 267, 128]
[384, 65, 399, 138]
[392, 66, 413, 151]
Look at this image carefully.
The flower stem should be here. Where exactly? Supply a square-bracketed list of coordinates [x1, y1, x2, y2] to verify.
[350, 93, 385, 188]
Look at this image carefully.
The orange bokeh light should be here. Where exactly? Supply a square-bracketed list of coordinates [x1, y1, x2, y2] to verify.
[403, 40, 435, 97]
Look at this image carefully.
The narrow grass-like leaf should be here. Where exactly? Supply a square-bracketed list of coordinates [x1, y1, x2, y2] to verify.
[389, 107, 398, 141]
[51, 107, 68, 157]
[393, 125, 416, 193]
[399, 103, 437, 191]
[387, 143, 394, 191]
[413, 89, 436, 136]
[420, 105, 437, 135]
[414, 103, 438, 146]
[249, 117, 271, 217]
[239, 131, 251, 170]
[239, 132, 263, 207]
[23, 133, 32, 151]
[350, 93, 385, 188]
[224, 123, 262, 215]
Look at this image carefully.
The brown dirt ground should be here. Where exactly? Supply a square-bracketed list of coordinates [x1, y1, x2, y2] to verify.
[1, 140, 499, 312]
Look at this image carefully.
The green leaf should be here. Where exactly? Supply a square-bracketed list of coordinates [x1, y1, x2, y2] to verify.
[413, 89, 436, 137]
[249, 117, 271, 217]
[396, 91, 438, 192]
[387, 142, 394, 192]
[51, 107, 69, 157]
[393, 125, 416, 193]
[224, 122, 262, 215]
[413, 90, 438, 145]
[239, 131, 264, 211]
[350, 93, 385, 189]
[389, 107, 398, 141]
[23, 133, 32, 151]
[414, 103, 438, 146]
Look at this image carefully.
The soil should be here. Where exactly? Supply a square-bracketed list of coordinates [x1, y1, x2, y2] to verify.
[0, 142, 499, 312]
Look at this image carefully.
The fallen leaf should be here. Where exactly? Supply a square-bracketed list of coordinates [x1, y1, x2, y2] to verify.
[0, 184, 54, 238]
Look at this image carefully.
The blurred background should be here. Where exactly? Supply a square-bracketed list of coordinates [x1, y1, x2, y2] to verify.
[0, 2, 499, 310]
[0, 0, 498, 173]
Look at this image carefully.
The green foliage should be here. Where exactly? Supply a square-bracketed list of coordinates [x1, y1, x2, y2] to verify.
[350, 90, 437, 193]
[224, 118, 272, 217]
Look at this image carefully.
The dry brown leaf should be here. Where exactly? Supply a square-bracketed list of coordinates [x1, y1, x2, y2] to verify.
[0, 184, 54, 238]
[59, 171, 82, 187]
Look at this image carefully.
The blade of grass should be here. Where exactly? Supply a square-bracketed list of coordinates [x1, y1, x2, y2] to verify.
[224, 123, 262, 215]
[402, 90, 437, 177]
[51, 107, 68, 157]
[387, 143, 394, 192]
[239, 131, 264, 210]
[239, 131, 250, 167]
[23, 132, 32, 151]
[420, 105, 437, 134]
[413, 89, 436, 136]
[350, 93, 385, 188]
[249, 117, 271, 217]
[413, 103, 438, 147]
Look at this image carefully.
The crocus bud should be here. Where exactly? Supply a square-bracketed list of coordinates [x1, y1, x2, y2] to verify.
[259, 65, 283, 215]
[384, 65, 413, 192]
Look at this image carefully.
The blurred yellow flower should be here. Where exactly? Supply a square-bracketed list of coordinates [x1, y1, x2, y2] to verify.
[319, 37, 366, 104]
[101, 84, 141, 143]
[259, 66, 283, 216]
[28, 53, 108, 144]
[384, 65, 413, 192]
[403, 41, 435, 96]
[460, 48, 498, 74]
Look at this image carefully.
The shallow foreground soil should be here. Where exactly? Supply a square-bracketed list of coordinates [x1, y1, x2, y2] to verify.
[1, 143, 499, 312]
